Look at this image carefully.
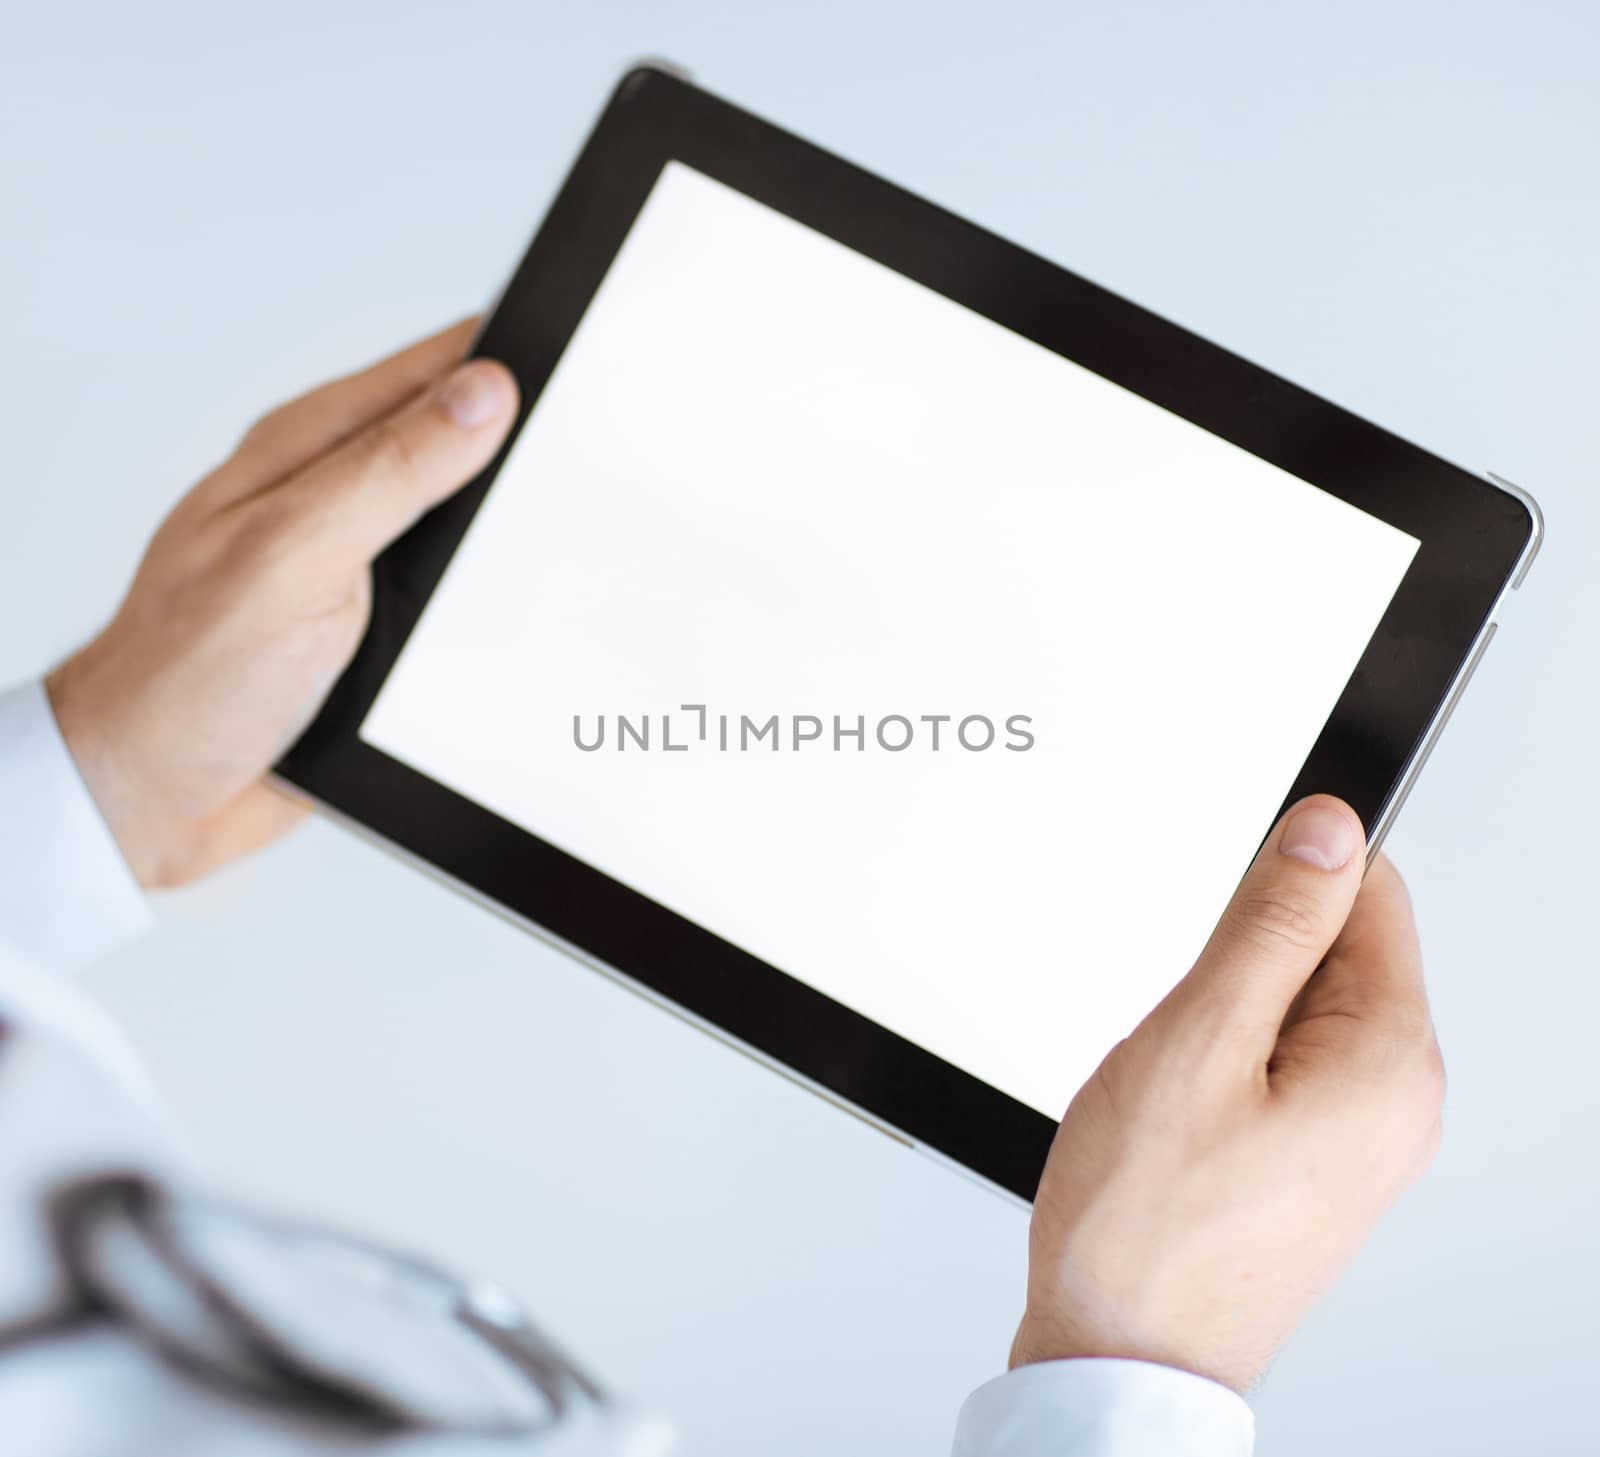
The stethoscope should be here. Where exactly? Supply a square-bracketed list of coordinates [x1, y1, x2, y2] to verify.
[2, 1172, 672, 1452]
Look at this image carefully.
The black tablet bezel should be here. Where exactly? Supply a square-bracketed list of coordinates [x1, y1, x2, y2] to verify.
[278, 65, 1537, 1203]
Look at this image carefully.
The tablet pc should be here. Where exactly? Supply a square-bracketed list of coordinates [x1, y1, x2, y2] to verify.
[278, 64, 1541, 1203]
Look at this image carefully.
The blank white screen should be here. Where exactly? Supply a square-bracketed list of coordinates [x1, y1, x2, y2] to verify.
[361, 162, 1418, 1119]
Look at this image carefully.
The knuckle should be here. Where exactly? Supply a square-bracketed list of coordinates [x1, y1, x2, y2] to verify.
[1407, 1065, 1445, 1170]
[1383, 856, 1414, 909]
[1413, 1037, 1448, 1116]
[1381, 999, 1437, 1057]
[237, 399, 295, 456]
[1421, 1107, 1445, 1166]
[362, 414, 427, 483]
[1227, 883, 1327, 955]
[222, 493, 318, 581]
[1375, 1028, 1446, 1127]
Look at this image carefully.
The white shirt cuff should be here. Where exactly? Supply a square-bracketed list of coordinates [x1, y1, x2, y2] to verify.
[0, 680, 153, 970]
[953, 1359, 1254, 1457]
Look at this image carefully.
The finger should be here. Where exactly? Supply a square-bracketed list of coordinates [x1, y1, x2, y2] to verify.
[245, 357, 518, 569]
[1271, 852, 1442, 1122]
[1284, 852, 1429, 1034]
[194, 318, 481, 511]
[1155, 795, 1367, 1059]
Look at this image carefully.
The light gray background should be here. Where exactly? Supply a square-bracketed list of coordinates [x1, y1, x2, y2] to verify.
[2, 3, 1596, 1452]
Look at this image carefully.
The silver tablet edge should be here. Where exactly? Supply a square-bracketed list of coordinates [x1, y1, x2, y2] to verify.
[1365, 470, 1543, 859]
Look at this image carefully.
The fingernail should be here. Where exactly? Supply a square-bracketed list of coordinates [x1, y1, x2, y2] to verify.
[438, 361, 512, 428]
[1279, 802, 1361, 871]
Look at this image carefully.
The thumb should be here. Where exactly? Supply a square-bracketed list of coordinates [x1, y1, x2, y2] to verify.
[259, 356, 519, 567]
[1158, 794, 1367, 1061]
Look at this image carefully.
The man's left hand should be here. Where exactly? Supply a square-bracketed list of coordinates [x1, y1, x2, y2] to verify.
[48, 319, 519, 887]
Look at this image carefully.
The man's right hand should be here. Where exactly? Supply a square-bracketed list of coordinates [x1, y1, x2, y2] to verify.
[1013, 795, 1445, 1393]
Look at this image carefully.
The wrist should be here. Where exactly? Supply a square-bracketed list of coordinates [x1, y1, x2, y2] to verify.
[1009, 1312, 1113, 1374]
[46, 652, 192, 889]
[1009, 1311, 1254, 1396]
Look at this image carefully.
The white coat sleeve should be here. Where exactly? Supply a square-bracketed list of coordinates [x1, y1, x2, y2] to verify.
[0, 680, 153, 970]
[952, 1358, 1254, 1457]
